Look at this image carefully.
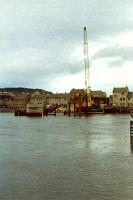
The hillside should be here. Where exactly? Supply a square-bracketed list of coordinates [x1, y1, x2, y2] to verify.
[0, 87, 52, 94]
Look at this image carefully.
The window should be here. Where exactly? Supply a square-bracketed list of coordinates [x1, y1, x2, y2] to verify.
[114, 94, 117, 98]
[123, 98, 125, 101]
[121, 92, 124, 95]
[120, 98, 122, 100]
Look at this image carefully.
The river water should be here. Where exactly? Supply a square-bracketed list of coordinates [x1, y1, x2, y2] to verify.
[0, 113, 133, 200]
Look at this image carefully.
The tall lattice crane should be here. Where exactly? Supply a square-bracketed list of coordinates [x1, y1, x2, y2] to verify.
[84, 26, 91, 95]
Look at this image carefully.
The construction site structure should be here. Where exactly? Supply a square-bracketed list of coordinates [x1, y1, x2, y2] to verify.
[84, 26, 90, 95]
[68, 27, 94, 115]
[83, 26, 93, 108]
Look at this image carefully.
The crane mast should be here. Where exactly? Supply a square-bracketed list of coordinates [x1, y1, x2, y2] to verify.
[84, 26, 90, 95]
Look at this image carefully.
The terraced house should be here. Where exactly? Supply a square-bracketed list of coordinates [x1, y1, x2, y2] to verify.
[26, 91, 47, 114]
[0, 92, 15, 109]
[14, 93, 30, 110]
[47, 93, 69, 107]
[112, 86, 133, 108]
[128, 92, 133, 108]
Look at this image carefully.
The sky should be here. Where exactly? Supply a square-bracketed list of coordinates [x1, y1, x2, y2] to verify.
[0, 0, 133, 95]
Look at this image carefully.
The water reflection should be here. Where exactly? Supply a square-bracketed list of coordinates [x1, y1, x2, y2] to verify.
[0, 113, 132, 200]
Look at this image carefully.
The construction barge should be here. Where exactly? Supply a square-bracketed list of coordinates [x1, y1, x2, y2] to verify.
[14, 106, 57, 117]
[14, 110, 44, 117]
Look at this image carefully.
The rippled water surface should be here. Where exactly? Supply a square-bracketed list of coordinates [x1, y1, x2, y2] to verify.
[0, 113, 133, 200]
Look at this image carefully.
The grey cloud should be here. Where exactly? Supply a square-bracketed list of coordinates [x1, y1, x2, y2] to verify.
[0, 0, 133, 90]
[108, 59, 124, 68]
[0, 45, 84, 88]
[93, 46, 133, 63]
[0, 0, 132, 48]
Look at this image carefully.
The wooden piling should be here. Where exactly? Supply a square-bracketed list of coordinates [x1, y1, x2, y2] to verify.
[85, 94, 88, 114]
[74, 95, 76, 114]
[79, 93, 81, 116]
[68, 102, 71, 116]
[130, 120, 133, 145]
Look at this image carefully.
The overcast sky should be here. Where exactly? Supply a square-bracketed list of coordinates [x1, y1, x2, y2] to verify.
[0, 0, 133, 95]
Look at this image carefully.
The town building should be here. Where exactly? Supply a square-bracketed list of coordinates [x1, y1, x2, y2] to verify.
[26, 91, 46, 114]
[69, 88, 108, 110]
[68, 88, 86, 111]
[112, 86, 129, 107]
[91, 90, 107, 98]
[0, 92, 16, 109]
[47, 93, 69, 107]
[127, 92, 133, 108]
[14, 93, 30, 110]
[91, 90, 108, 108]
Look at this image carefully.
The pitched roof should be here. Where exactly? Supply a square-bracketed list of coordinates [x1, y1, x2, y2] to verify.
[15, 93, 29, 100]
[69, 88, 85, 95]
[128, 92, 133, 98]
[91, 90, 107, 97]
[113, 87, 129, 93]
[48, 93, 69, 99]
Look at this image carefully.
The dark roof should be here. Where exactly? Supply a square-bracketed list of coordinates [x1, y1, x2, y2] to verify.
[31, 91, 46, 98]
[128, 92, 133, 98]
[91, 90, 106, 97]
[69, 88, 85, 95]
[48, 93, 69, 99]
[15, 94, 29, 100]
[0, 95, 15, 100]
[113, 87, 129, 93]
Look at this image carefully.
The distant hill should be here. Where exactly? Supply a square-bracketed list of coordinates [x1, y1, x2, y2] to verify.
[0, 87, 52, 94]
